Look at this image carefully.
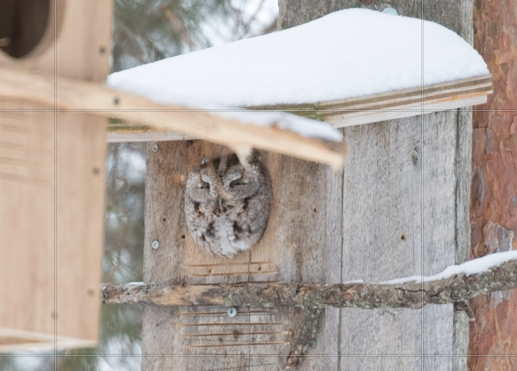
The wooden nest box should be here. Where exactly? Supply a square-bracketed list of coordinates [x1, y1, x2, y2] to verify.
[0, 0, 112, 351]
[100, 6, 493, 370]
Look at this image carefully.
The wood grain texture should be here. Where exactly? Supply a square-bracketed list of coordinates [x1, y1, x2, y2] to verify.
[0, 103, 55, 344]
[0, 102, 107, 351]
[56, 115, 106, 342]
[337, 112, 463, 371]
[0, 0, 113, 82]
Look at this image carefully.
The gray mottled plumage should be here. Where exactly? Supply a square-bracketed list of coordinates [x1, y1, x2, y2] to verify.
[185, 153, 272, 258]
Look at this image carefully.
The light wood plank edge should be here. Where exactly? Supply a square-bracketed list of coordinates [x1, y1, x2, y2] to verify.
[327, 92, 489, 128]
[0, 328, 96, 353]
[249, 74, 492, 112]
[0, 67, 347, 169]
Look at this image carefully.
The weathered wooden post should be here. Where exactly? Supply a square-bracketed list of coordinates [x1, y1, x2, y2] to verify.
[135, 1, 484, 370]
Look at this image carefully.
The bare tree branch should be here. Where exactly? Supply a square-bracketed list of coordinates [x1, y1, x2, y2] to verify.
[102, 251, 517, 310]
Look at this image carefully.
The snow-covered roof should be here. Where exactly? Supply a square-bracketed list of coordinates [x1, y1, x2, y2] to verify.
[108, 8, 490, 109]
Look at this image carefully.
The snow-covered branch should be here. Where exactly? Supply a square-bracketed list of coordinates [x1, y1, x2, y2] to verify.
[102, 251, 517, 309]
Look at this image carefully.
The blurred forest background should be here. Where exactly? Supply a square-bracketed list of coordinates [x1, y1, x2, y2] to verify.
[2, 1, 277, 370]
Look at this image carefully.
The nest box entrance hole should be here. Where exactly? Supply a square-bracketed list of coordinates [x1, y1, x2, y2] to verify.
[0, 0, 63, 59]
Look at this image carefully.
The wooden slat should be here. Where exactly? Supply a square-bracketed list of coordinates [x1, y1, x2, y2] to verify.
[0, 67, 347, 169]
[0, 107, 55, 344]
[249, 74, 492, 128]
[0, 328, 96, 353]
[56, 114, 106, 343]
[0, 102, 106, 351]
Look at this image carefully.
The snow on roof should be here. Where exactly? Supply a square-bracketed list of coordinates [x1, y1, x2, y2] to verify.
[108, 8, 489, 109]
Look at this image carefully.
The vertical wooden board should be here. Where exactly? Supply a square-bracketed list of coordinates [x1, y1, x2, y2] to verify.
[249, 150, 283, 284]
[55, 113, 106, 342]
[421, 111, 459, 367]
[338, 112, 463, 370]
[245, 147, 344, 369]
[142, 140, 253, 370]
[0, 103, 55, 341]
[339, 356, 422, 370]
[422, 111, 457, 276]
[0, 0, 113, 82]
[143, 140, 188, 285]
[341, 117, 423, 283]
[339, 117, 424, 369]
[276, 158, 335, 284]
[142, 141, 189, 370]
[423, 305, 453, 371]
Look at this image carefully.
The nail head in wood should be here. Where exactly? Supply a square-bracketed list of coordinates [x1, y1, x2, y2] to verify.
[227, 307, 237, 317]
[151, 240, 160, 250]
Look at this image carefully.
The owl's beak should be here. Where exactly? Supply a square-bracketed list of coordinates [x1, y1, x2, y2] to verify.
[218, 197, 223, 208]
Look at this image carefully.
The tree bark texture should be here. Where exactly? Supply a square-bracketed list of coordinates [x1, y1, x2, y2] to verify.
[104, 255, 517, 308]
[470, 1, 517, 370]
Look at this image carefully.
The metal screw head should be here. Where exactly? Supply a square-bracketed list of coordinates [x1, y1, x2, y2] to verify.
[227, 307, 237, 317]
[152, 240, 160, 250]
[152, 144, 159, 152]
[382, 7, 398, 15]
[309, 339, 317, 348]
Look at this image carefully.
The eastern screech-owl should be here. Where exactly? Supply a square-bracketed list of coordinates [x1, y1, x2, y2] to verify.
[185, 153, 272, 258]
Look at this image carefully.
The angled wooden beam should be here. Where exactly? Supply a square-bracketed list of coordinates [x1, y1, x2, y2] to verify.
[0, 67, 347, 168]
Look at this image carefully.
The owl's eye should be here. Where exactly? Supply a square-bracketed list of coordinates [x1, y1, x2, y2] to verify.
[230, 180, 248, 187]
[200, 182, 210, 189]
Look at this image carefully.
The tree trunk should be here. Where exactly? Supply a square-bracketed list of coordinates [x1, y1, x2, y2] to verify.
[469, 1, 517, 370]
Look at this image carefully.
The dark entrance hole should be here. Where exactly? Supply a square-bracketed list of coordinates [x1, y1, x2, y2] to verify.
[0, 0, 51, 58]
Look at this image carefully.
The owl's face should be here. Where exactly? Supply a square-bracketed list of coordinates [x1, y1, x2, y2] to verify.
[185, 166, 219, 203]
[184, 153, 272, 258]
[186, 155, 262, 205]
[221, 163, 261, 201]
